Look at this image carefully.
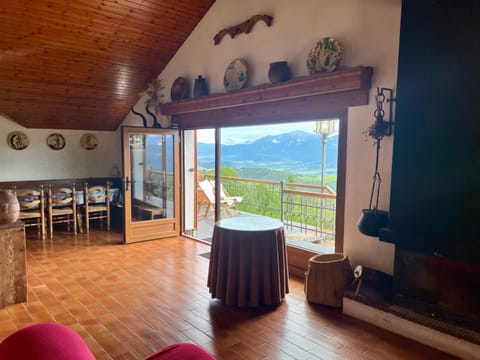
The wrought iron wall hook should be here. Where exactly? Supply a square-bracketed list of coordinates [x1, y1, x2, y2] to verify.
[377, 87, 395, 136]
[365, 87, 396, 141]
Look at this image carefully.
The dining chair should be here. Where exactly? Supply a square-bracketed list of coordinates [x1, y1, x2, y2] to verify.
[82, 182, 110, 234]
[14, 185, 46, 240]
[47, 184, 77, 239]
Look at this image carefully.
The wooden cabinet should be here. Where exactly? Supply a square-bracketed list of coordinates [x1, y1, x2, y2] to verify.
[0, 222, 27, 308]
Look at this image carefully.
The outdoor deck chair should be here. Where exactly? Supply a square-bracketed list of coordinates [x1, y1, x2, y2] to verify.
[197, 179, 241, 218]
[210, 179, 243, 205]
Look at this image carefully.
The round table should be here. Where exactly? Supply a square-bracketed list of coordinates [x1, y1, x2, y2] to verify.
[207, 216, 289, 307]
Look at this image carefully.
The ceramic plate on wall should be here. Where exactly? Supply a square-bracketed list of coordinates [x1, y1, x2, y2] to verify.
[306, 37, 342, 74]
[7, 131, 29, 150]
[47, 133, 65, 150]
[224, 58, 248, 92]
[80, 133, 98, 150]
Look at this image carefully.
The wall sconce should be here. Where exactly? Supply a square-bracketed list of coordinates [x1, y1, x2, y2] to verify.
[367, 87, 395, 140]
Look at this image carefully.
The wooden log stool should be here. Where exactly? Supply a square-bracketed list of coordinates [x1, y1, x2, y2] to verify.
[304, 253, 352, 307]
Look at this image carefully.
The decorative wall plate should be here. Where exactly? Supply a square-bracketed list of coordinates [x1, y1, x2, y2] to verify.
[306, 37, 342, 74]
[224, 58, 248, 92]
[47, 133, 65, 150]
[7, 131, 29, 150]
[80, 133, 98, 150]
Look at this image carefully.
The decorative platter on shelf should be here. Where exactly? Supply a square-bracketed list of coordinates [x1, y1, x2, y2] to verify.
[224, 58, 248, 92]
[306, 37, 342, 74]
[47, 133, 65, 150]
[7, 131, 29, 150]
[80, 133, 98, 150]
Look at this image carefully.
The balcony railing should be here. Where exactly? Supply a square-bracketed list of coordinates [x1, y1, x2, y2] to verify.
[205, 175, 336, 242]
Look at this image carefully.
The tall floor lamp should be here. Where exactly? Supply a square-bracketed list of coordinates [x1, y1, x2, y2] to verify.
[315, 119, 338, 237]
[315, 120, 338, 188]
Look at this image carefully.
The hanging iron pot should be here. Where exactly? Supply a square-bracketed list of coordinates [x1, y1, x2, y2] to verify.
[357, 208, 389, 237]
[357, 113, 389, 237]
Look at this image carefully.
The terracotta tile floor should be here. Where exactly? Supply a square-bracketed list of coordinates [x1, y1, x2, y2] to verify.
[0, 230, 457, 360]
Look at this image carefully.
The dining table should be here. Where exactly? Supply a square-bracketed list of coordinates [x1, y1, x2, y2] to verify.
[207, 215, 289, 308]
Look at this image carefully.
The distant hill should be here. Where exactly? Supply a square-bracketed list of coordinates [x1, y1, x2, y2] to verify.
[198, 130, 338, 175]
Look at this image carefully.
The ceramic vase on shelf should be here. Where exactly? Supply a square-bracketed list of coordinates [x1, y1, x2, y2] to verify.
[193, 75, 209, 97]
[170, 77, 189, 101]
[0, 189, 20, 225]
[268, 61, 292, 84]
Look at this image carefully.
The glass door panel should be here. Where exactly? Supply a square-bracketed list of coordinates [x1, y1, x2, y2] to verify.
[122, 127, 180, 243]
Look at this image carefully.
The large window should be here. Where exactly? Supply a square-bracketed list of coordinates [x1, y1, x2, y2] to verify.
[183, 119, 340, 254]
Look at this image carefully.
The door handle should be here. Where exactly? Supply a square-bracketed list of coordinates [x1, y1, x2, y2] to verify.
[124, 176, 132, 191]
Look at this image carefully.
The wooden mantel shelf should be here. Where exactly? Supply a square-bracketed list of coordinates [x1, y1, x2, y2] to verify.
[161, 66, 373, 129]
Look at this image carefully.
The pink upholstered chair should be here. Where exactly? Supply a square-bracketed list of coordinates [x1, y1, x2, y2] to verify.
[0, 323, 95, 360]
[0, 323, 216, 360]
[144, 343, 216, 360]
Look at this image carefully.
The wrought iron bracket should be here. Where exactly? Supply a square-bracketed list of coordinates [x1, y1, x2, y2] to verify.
[378, 87, 396, 136]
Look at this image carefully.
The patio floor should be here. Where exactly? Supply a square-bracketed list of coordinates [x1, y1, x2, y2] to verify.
[194, 210, 335, 254]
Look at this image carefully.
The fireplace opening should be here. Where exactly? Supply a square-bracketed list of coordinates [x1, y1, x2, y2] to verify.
[394, 248, 480, 333]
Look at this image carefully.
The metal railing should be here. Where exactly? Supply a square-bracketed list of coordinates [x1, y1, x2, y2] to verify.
[205, 175, 336, 241]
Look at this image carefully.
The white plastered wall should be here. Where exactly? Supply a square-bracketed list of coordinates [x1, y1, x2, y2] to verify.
[0, 114, 121, 181]
[127, 0, 402, 273]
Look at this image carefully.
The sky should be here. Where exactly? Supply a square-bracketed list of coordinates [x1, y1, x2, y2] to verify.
[197, 121, 328, 145]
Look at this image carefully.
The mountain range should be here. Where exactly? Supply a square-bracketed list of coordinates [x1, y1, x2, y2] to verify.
[197, 130, 338, 175]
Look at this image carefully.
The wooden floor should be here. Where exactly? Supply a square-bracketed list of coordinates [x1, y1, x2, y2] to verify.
[0, 230, 457, 360]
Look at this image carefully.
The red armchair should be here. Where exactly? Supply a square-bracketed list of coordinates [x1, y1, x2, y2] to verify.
[0, 323, 215, 360]
[0, 323, 95, 360]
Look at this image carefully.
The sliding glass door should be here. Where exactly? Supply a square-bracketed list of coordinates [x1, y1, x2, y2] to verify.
[182, 120, 341, 255]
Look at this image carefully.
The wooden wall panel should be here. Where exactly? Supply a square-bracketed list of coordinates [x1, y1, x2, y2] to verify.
[0, 0, 215, 130]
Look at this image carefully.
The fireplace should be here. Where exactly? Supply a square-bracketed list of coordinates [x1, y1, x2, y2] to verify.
[376, 0, 480, 347]
[393, 247, 480, 333]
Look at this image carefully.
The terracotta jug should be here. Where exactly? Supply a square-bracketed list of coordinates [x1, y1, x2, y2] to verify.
[170, 77, 189, 101]
[268, 61, 292, 83]
[0, 189, 20, 225]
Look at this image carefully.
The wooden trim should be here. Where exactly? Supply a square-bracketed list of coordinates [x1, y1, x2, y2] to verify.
[0, 177, 121, 190]
[282, 189, 337, 199]
[121, 127, 181, 244]
[287, 246, 318, 278]
[335, 113, 348, 253]
[214, 129, 221, 221]
[162, 66, 373, 129]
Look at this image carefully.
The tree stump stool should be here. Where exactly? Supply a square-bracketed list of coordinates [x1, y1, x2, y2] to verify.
[304, 253, 352, 307]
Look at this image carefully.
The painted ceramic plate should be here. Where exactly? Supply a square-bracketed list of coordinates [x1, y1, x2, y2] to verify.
[7, 131, 29, 150]
[47, 133, 65, 150]
[80, 133, 98, 150]
[224, 58, 248, 92]
[306, 37, 342, 74]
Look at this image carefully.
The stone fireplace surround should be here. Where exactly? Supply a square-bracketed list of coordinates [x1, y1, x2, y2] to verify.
[342, 250, 480, 359]
[343, 295, 480, 359]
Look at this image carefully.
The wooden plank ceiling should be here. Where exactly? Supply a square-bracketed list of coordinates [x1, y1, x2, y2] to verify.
[0, 0, 215, 131]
